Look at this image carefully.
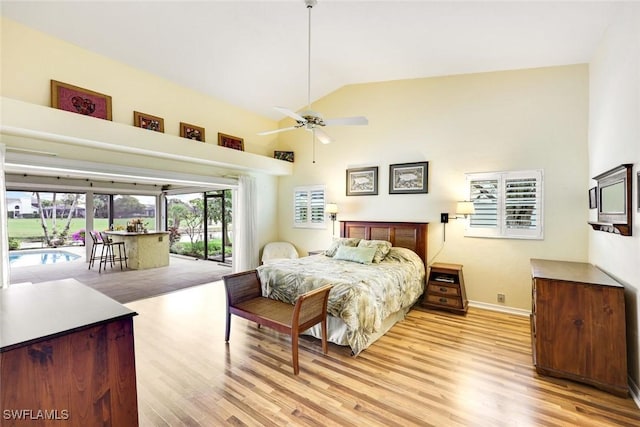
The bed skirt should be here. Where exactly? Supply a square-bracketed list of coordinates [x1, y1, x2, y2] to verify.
[302, 305, 412, 355]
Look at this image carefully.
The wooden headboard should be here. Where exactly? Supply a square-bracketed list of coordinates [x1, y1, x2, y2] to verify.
[340, 221, 428, 265]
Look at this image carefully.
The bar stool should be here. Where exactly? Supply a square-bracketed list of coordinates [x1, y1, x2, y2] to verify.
[87, 231, 104, 270]
[99, 231, 128, 272]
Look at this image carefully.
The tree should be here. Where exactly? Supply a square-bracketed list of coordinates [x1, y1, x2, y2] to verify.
[33, 192, 81, 246]
[207, 190, 233, 245]
[114, 195, 145, 218]
[182, 198, 204, 245]
[168, 200, 188, 229]
[59, 194, 81, 240]
[34, 192, 52, 245]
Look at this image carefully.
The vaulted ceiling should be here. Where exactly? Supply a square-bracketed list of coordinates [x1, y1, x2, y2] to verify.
[1, 1, 617, 120]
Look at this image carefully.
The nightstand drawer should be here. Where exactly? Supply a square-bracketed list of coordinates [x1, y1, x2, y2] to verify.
[426, 294, 463, 309]
[427, 283, 461, 297]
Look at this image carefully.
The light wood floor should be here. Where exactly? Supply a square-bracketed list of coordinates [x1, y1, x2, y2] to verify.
[127, 282, 640, 426]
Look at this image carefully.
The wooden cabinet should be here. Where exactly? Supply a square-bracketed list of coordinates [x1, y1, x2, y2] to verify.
[1, 279, 139, 426]
[530, 259, 628, 397]
[422, 262, 468, 314]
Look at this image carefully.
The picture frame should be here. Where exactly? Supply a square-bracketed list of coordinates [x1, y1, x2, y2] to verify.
[637, 172, 640, 212]
[589, 186, 597, 209]
[389, 161, 429, 194]
[180, 122, 205, 142]
[274, 150, 294, 162]
[346, 166, 378, 196]
[133, 111, 164, 133]
[50, 80, 112, 120]
[218, 132, 244, 151]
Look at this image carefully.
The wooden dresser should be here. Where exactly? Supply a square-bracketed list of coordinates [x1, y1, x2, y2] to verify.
[530, 259, 627, 396]
[1, 279, 139, 426]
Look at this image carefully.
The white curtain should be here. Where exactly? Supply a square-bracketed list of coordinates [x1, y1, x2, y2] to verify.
[0, 144, 9, 287]
[233, 175, 258, 272]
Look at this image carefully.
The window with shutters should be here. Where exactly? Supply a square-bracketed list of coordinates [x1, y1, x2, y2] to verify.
[293, 185, 327, 229]
[465, 170, 543, 239]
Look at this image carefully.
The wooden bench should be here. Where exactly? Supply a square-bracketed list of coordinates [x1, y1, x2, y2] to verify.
[223, 270, 332, 375]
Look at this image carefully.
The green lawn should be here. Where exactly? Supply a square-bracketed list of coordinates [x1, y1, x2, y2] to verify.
[7, 218, 155, 239]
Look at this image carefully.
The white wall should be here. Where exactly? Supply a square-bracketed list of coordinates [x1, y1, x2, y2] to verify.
[588, 2, 640, 395]
[276, 65, 590, 312]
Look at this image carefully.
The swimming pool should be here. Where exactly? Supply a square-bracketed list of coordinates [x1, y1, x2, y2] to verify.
[9, 250, 82, 267]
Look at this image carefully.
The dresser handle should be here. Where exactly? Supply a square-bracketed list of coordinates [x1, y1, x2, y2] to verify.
[439, 287, 448, 292]
[439, 298, 448, 303]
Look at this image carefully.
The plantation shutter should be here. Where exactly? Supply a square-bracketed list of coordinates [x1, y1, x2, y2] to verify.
[294, 190, 309, 224]
[293, 185, 326, 228]
[469, 178, 499, 230]
[466, 170, 543, 239]
[504, 171, 542, 238]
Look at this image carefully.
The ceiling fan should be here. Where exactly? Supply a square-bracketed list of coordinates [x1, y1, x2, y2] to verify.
[258, 0, 368, 146]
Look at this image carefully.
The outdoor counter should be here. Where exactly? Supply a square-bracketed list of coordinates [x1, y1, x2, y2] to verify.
[105, 230, 170, 270]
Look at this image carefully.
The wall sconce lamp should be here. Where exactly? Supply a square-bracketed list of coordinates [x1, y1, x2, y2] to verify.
[440, 201, 475, 241]
[326, 203, 338, 236]
[455, 201, 475, 219]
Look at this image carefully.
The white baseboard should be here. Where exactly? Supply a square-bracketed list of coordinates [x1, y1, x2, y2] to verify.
[468, 300, 530, 317]
[629, 376, 640, 409]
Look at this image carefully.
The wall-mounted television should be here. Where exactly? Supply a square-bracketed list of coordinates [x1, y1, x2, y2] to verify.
[589, 164, 633, 236]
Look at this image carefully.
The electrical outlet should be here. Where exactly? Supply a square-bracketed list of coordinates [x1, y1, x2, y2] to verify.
[497, 293, 505, 303]
[440, 213, 449, 223]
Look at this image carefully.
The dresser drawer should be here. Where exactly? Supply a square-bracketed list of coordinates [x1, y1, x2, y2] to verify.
[428, 283, 461, 297]
[426, 294, 463, 309]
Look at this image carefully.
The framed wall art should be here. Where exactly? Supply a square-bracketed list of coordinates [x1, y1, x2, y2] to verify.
[346, 166, 378, 196]
[589, 186, 597, 209]
[134, 111, 164, 132]
[218, 133, 244, 151]
[274, 150, 294, 162]
[637, 172, 640, 212]
[50, 80, 112, 120]
[180, 122, 205, 142]
[389, 161, 429, 194]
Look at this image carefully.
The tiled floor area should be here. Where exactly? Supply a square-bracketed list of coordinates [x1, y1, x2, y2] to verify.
[9, 247, 232, 303]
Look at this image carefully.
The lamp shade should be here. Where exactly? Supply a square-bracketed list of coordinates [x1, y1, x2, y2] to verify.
[456, 201, 475, 215]
[325, 203, 338, 214]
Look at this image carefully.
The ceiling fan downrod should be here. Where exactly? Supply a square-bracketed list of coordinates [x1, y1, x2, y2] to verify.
[306, 0, 316, 111]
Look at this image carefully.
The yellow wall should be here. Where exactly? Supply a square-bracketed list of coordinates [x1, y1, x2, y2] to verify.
[0, 17, 283, 252]
[1, 17, 591, 311]
[0, 17, 278, 157]
[277, 65, 590, 311]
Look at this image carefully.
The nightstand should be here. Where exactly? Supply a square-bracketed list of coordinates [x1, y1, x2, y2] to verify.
[422, 262, 468, 314]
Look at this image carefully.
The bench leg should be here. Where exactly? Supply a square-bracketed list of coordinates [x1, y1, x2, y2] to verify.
[291, 334, 299, 375]
[225, 312, 231, 342]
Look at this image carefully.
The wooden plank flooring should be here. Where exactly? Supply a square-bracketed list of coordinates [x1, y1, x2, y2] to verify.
[127, 281, 640, 426]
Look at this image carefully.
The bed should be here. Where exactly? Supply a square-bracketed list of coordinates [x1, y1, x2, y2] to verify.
[256, 221, 428, 355]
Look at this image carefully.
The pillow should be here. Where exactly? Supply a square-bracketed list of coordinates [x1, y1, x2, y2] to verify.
[333, 246, 376, 264]
[324, 237, 361, 257]
[357, 239, 392, 263]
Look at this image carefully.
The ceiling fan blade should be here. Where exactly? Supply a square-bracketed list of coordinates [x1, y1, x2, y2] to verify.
[257, 126, 298, 136]
[313, 127, 334, 144]
[323, 116, 368, 127]
[274, 106, 306, 123]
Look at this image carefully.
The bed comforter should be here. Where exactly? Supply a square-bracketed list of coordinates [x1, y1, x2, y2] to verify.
[256, 247, 425, 355]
